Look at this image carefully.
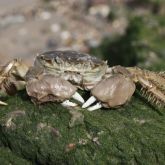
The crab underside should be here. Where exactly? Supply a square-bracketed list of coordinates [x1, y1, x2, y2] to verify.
[0, 50, 165, 111]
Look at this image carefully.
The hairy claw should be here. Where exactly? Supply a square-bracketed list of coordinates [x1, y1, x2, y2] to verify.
[91, 75, 135, 108]
[26, 75, 77, 104]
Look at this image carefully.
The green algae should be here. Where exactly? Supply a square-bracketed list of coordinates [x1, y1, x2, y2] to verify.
[0, 147, 31, 165]
[0, 91, 164, 164]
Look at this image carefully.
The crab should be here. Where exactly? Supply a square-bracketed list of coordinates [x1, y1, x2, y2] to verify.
[0, 50, 164, 110]
[24, 50, 165, 111]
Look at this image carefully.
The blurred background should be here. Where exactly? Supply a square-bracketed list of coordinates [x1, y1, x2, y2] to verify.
[0, 0, 164, 70]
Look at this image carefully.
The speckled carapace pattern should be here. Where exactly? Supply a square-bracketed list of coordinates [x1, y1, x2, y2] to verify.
[38, 50, 105, 66]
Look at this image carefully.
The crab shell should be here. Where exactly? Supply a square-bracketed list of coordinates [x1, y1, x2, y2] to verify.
[29, 51, 108, 90]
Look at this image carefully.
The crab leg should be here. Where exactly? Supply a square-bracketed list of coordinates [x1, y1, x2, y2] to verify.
[82, 96, 97, 108]
[71, 92, 85, 104]
[2, 60, 15, 75]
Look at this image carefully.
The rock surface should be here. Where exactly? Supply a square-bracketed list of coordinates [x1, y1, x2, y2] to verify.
[0, 91, 164, 164]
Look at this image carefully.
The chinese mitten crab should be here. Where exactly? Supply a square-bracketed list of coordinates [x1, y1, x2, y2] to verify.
[0, 50, 164, 110]
[24, 50, 165, 111]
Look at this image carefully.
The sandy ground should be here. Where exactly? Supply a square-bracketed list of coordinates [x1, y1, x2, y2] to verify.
[0, 0, 127, 66]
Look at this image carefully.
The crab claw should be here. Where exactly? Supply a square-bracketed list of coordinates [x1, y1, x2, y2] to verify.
[83, 74, 135, 111]
[72, 92, 84, 104]
[61, 100, 78, 107]
[87, 102, 102, 111]
[26, 74, 84, 108]
[82, 96, 96, 108]
[0, 100, 8, 106]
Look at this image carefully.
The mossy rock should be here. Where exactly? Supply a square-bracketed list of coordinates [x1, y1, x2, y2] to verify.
[0, 147, 31, 165]
[0, 91, 164, 164]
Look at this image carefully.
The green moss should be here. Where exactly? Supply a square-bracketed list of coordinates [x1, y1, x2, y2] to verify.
[0, 147, 31, 165]
[0, 91, 164, 164]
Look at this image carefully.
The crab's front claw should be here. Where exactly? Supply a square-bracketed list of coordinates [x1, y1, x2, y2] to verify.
[26, 74, 84, 108]
[82, 74, 135, 111]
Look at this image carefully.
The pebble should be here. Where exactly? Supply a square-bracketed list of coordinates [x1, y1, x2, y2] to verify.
[89, 4, 110, 18]
[40, 11, 51, 20]
[50, 23, 61, 33]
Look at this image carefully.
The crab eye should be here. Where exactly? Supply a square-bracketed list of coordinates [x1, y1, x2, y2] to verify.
[45, 59, 53, 65]
[40, 55, 45, 60]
